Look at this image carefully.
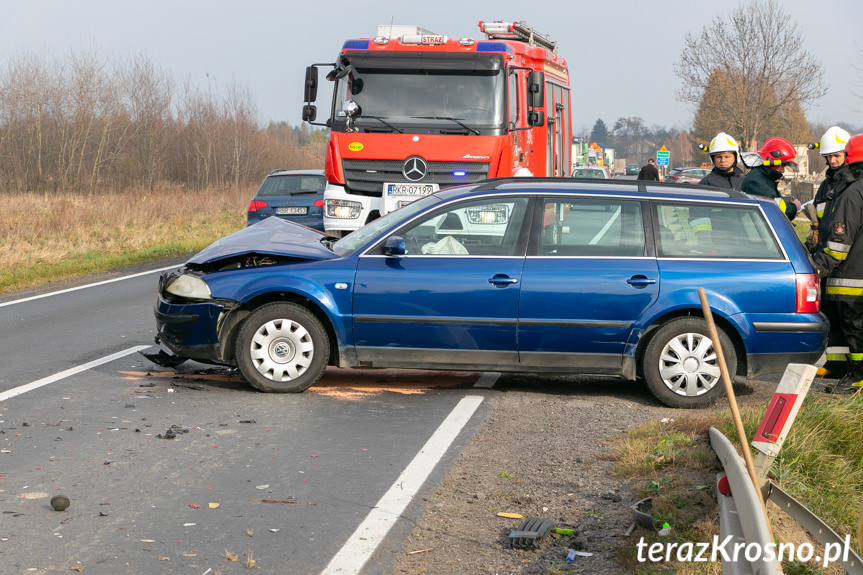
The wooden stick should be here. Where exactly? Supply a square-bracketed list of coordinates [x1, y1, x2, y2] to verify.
[858, 491, 863, 558]
[697, 289, 772, 519]
[406, 548, 433, 555]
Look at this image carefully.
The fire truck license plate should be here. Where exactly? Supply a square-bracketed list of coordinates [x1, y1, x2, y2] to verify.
[386, 183, 437, 196]
[276, 207, 308, 215]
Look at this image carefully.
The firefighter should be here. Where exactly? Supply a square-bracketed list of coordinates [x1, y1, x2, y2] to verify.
[811, 126, 852, 221]
[741, 136, 801, 220]
[808, 126, 851, 379]
[699, 132, 745, 190]
[812, 133, 863, 393]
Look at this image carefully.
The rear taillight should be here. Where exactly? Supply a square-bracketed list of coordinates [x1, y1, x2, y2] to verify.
[313, 199, 324, 208]
[248, 199, 267, 213]
[795, 273, 820, 313]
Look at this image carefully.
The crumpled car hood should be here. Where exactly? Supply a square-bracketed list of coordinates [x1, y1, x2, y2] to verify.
[188, 217, 338, 265]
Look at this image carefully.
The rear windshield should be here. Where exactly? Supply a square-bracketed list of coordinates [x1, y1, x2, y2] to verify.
[257, 175, 325, 196]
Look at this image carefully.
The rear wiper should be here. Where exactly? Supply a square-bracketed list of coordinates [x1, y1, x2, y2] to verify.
[360, 115, 403, 133]
[411, 116, 480, 136]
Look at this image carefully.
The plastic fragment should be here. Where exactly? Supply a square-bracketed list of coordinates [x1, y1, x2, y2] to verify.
[189, 503, 200, 509]
[255, 485, 269, 490]
[497, 512, 524, 519]
[208, 502, 220, 509]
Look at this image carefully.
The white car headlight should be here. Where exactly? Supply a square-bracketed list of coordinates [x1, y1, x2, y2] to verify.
[326, 199, 362, 219]
[165, 274, 212, 300]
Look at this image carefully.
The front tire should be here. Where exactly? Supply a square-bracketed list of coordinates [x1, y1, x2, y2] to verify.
[235, 303, 329, 393]
[642, 317, 735, 408]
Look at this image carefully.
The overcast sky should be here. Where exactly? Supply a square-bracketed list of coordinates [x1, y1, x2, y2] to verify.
[2, 0, 862, 135]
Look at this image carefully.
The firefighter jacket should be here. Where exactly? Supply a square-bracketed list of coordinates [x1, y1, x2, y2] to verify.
[812, 165, 863, 302]
[699, 165, 745, 190]
[741, 165, 798, 220]
[813, 164, 846, 219]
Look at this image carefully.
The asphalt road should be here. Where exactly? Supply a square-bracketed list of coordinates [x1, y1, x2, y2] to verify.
[0, 265, 491, 575]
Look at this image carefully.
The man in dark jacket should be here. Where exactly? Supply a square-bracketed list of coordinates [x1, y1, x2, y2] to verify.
[812, 133, 863, 393]
[741, 136, 800, 220]
[637, 159, 660, 181]
[699, 132, 745, 190]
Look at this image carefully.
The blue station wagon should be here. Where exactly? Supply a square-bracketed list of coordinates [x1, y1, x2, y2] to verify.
[152, 178, 827, 408]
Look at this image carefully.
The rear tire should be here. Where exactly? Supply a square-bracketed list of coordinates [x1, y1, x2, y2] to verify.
[642, 317, 735, 408]
[235, 303, 329, 393]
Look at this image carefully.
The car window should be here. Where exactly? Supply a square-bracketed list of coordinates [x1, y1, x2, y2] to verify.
[396, 196, 530, 256]
[534, 197, 645, 257]
[257, 175, 325, 196]
[653, 202, 783, 258]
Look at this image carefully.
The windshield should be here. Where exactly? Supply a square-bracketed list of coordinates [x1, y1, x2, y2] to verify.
[332, 194, 443, 256]
[334, 66, 505, 130]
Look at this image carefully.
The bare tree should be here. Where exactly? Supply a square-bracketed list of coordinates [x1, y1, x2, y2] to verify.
[122, 54, 173, 192]
[675, 0, 825, 148]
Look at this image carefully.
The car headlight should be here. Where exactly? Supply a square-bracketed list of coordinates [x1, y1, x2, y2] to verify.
[325, 199, 362, 219]
[165, 274, 212, 300]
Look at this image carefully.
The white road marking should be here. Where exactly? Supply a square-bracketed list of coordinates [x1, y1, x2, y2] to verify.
[0, 265, 177, 309]
[473, 372, 501, 388]
[0, 346, 151, 402]
[320, 394, 484, 575]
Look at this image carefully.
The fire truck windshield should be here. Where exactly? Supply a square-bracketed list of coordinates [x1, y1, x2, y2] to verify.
[333, 67, 505, 130]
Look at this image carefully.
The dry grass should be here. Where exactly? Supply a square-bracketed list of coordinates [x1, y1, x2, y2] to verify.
[0, 185, 254, 294]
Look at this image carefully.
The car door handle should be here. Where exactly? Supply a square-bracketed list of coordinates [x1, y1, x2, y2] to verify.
[626, 275, 657, 288]
[488, 274, 519, 287]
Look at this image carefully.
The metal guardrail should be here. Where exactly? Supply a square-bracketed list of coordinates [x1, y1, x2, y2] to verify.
[710, 427, 781, 575]
[710, 427, 863, 575]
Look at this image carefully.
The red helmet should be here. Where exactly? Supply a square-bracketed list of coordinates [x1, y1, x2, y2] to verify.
[757, 137, 797, 166]
[845, 133, 863, 165]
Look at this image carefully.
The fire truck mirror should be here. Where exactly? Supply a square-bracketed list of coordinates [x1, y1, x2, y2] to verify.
[304, 67, 318, 103]
[528, 71, 544, 108]
[302, 105, 317, 123]
[528, 110, 544, 127]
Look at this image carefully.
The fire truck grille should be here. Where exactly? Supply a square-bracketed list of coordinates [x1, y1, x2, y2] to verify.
[342, 159, 490, 196]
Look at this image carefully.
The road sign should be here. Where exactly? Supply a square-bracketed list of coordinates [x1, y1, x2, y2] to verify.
[656, 148, 669, 166]
[657, 157, 669, 166]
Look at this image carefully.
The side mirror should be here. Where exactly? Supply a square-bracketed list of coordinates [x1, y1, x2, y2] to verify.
[302, 105, 317, 123]
[342, 99, 360, 117]
[740, 152, 763, 169]
[528, 110, 544, 127]
[527, 70, 544, 108]
[383, 236, 406, 256]
[304, 67, 318, 103]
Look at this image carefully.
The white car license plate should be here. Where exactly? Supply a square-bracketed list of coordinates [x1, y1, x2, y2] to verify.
[385, 183, 437, 196]
[276, 206, 308, 215]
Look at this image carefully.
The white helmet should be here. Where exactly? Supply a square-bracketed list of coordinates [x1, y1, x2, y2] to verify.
[818, 126, 851, 155]
[707, 132, 740, 155]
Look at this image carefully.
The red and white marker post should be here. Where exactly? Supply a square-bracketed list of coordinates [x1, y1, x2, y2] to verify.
[750, 363, 817, 485]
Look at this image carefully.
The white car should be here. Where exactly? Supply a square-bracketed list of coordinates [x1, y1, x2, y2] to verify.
[571, 166, 612, 179]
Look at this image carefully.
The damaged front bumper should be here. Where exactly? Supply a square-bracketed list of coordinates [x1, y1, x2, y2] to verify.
[153, 293, 235, 365]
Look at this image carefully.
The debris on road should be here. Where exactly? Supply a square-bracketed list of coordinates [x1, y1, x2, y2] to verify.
[508, 516, 555, 548]
[50, 495, 70, 511]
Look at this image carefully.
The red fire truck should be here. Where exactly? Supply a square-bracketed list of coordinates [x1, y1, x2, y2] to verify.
[303, 21, 572, 236]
